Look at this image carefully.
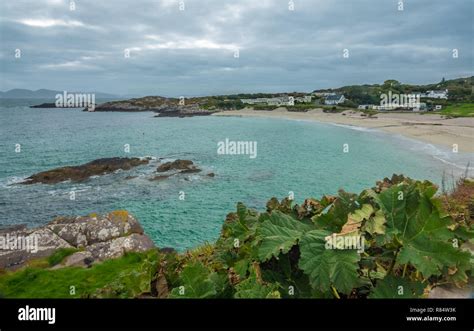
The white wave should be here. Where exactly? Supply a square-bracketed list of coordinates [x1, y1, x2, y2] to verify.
[432, 156, 474, 171]
[3, 176, 28, 186]
[330, 122, 377, 132]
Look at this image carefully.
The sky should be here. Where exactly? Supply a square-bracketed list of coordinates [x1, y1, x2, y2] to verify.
[0, 0, 473, 96]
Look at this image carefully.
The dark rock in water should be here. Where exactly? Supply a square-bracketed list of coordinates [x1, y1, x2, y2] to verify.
[0, 210, 156, 270]
[180, 168, 202, 174]
[21, 157, 149, 184]
[207, 172, 215, 177]
[30, 103, 60, 108]
[157, 159, 198, 172]
[125, 175, 138, 180]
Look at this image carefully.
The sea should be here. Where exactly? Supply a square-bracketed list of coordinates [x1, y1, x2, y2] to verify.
[1, 99, 473, 251]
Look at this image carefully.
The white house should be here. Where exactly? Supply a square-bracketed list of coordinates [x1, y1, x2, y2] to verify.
[425, 89, 448, 99]
[324, 94, 345, 105]
[295, 95, 312, 103]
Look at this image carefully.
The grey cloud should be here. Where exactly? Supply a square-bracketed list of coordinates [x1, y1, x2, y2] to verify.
[0, 0, 472, 96]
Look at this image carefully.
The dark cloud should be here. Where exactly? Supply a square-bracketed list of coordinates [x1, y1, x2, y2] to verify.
[1, 0, 472, 96]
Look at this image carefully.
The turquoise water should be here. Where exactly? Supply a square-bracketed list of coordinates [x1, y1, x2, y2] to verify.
[1, 99, 472, 250]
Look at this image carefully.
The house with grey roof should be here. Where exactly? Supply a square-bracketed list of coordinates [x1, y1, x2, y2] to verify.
[324, 94, 345, 105]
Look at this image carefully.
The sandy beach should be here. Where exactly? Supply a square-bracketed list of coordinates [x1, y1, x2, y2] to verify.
[213, 108, 474, 153]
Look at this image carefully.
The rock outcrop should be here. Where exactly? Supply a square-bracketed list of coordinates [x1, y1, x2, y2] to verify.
[84, 96, 217, 117]
[21, 157, 149, 184]
[153, 104, 214, 117]
[156, 159, 196, 172]
[0, 210, 155, 270]
[30, 103, 61, 108]
[157, 159, 200, 173]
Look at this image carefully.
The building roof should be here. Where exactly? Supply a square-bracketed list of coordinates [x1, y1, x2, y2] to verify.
[325, 94, 344, 101]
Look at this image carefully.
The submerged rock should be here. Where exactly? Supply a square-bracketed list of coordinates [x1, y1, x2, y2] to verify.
[149, 174, 172, 181]
[21, 157, 149, 184]
[156, 159, 200, 173]
[0, 210, 156, 270]
[157, 159, 194, 172]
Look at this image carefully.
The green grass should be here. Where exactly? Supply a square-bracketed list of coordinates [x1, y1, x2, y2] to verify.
[47, 248, 79, 266]
[0, 251, 159, 298]
[440, 103, 474, 117]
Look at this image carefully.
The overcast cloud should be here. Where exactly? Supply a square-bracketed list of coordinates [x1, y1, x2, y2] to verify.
[0, 0, 472, 96]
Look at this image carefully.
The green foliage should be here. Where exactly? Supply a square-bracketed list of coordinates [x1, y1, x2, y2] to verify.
[299, 230, 361, 294]
[1, 175, 472, 299]
[368, 275, 424, 298]
[314, 76, 473, 111]
[234, 265, 280, 298]
[256, 211, 311, 261]
[0, 251, 159, 298]
[440, 103, 474, 117]
[47, 247, 79, 266]
[169, 261, 219, 298]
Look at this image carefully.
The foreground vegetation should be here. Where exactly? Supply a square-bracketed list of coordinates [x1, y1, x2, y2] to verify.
[0, 175, 472, 298]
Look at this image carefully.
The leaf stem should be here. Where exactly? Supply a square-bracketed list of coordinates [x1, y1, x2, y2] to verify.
[387, 248, 400, 275]
[331, 285, 341, 299]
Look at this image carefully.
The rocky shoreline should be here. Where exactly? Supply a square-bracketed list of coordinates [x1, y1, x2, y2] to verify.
[2, 157, 213, 272]
[0, 210, 155, 270]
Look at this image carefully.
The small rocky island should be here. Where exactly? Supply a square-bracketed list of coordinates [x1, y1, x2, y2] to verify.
[85, 95, 219, 117]
[20, 157, 149, 184]
[19, 157, 215, 185]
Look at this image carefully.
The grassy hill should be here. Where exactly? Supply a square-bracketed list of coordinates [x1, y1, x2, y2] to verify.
[313, 77, 473, 104]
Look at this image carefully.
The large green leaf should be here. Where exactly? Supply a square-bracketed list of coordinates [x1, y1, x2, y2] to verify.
[256, 211, 312, 261]
[368, 275, 425, 298]
[338, 204, 374, 236]
[169, 261, 217, 298]
[234, 266, 280, 298]
[362, 210, 386, 235]
[312, 190, 360, 233]
[298, 230, 361, 294]
[373, 182, 471, 279]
